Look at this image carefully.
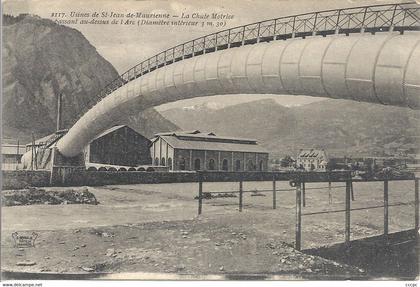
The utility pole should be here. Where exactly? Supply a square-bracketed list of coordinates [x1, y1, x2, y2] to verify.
[16, 140, 20, 169]
[31, 132, 35, 170]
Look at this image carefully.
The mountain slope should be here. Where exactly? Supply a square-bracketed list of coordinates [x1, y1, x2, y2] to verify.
[3, 14, 119, 141]
[162, 99, 297, 140]
[280, 99, 420, 156]
[123, 108, 179, 139]
[161, 98, 420, 157]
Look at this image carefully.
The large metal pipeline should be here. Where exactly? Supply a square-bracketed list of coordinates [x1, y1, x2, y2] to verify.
[56, 32, 420, 157]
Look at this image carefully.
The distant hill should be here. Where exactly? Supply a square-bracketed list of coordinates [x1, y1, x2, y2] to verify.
[161, 98, 420, 158]
[162, 98, 297, 141]
[286, 99, 420, 157]
[2, 14, 177, 144]
[123, 108, 179, 139]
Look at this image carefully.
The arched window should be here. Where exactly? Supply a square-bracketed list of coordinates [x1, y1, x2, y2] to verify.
[168, 158, 173, 170]
[222, 159, 229, 171]
[154, 157, 159, 166]
[194, 158, 201, 170]
[247, 159, 255, 171]
[259, 160, 264, 171]
[235, 160, 241, 171]
[179, 158, 186, 170]
[208, 159, 216, 170]
[161, 157, 166, 166]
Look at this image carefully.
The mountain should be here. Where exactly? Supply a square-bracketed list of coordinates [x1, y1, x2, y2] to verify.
[162, 99, 298, 141]
[2, 14, 177, 144]
[123, 108, 179, 139]
[280, 99, 420, 157]
[161, 98, 420, 158]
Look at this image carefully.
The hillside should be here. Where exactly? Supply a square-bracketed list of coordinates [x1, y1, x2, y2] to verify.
[163, 99, 297, 140]
[123, 108, 179, 139]
[2, 14, 177, 144]
[286, 99, 420, 157]
[161, 98, 420, 158]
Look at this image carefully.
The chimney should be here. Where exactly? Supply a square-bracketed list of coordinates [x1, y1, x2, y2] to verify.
[56, 93, 63, 132]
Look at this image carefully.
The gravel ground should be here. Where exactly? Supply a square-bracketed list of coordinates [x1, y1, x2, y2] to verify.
[1, 180, 417, 279]
[1, 218, 365, 279]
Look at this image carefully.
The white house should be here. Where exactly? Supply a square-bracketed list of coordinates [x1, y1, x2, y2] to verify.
[296, 149, 328, 171]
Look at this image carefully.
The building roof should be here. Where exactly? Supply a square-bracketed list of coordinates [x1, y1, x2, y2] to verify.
[26, 130, 68, 148]
[153, 130, 258, 145]
[297, 149, 327, 158]
[92, 125, 149, 142]
[93, 125, 126, 140]
[2, 144, 26, 155]
[156, 131, 268, 153]
[25, 125, 148, 151]
[155, 130, 201, 136]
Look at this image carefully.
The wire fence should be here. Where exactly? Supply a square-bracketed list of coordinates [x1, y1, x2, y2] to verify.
[195, 172, 419, 250]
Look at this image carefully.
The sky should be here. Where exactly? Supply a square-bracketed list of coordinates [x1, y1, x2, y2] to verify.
[3, 0, 407, 110]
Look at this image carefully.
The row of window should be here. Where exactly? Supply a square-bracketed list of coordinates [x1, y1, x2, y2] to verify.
[298, 163, 327, 170]
[155, 156, 264, 171]
[190, 158, 264, 171]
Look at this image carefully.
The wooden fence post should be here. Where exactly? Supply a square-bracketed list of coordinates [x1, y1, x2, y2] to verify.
[295, 182, 302, 251]
[62, 167, 66, 185]
[272, 176, 276, 209]
[384, 178, 389, 237]
[239, 180, 243, 212]
[328, 181, 332, 204]
[302, 181, 306, 207]
[198, 173, 203, 215]
[345, 180, 351, 246]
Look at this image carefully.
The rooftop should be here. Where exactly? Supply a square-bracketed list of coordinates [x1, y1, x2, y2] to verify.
[26, 129, 68, 148]
[155, 131, 268, 153]
[298, 149, 327, 158]
[93, 125, 126, 140]
[2, 144, 26, 155]
[154, 130, 258, 144]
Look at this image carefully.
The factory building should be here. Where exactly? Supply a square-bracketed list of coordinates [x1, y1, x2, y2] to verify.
[84, 125, 151, 167]
[23, 125, 151, 170]
[150, 130, 269, 171]
[296, 148, 329, 171]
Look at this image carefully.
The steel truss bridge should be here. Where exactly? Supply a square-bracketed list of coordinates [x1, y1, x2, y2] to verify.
[48, 2, 420, 157]
[82, 2, 420, 112]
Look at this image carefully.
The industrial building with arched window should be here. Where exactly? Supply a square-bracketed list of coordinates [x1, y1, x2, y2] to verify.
[150, 130, 269, 172]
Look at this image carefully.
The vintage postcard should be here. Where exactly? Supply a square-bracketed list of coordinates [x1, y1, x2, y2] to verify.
[1, 0, 419, 285]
